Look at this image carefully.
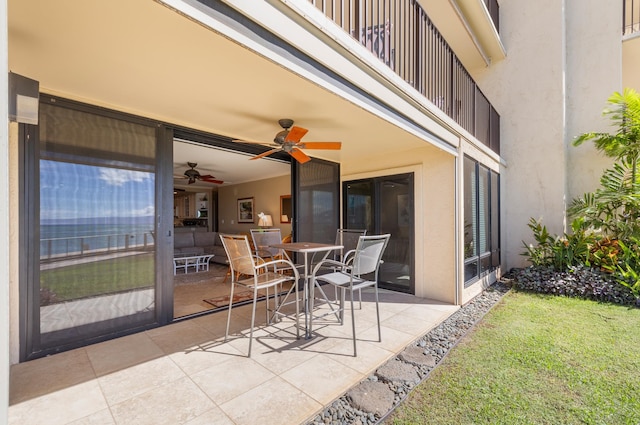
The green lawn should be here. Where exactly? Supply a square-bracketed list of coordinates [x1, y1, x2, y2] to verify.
[387, 291, 640, 425]
[40, 253, 154, 302]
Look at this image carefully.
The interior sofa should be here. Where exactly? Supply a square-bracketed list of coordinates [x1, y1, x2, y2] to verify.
[173, 231, 229, 265]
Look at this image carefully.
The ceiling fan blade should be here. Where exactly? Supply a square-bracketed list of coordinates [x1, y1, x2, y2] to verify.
[250, 147, 281, 161]
[296, 141, 342, 150]
[289, 147, 311, 164]
[201, 177, 224, 184]
[285, 126, 309, 143]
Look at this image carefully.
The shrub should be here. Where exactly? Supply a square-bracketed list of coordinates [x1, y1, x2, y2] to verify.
[521, 217, 593, 271]
[615, 237, 640, 298]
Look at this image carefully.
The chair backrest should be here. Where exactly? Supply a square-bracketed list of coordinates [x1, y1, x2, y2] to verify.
[219, 234, 256, 276]
[250, 228, 283, 258]
[351, 234, 391, 277]
[335, 228, 366, 259]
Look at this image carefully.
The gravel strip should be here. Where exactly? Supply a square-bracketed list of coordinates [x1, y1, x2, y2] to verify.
[305, 281, 510, 425]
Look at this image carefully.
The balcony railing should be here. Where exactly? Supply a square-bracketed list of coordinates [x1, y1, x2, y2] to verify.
[308, 0, 500, 155]
[624, 0, 640, 35]
[40, 231, 155, 262]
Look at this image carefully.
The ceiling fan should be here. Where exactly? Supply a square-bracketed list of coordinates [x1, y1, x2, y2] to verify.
[236, 119, 341, 164]
[177, 162, 223, 185]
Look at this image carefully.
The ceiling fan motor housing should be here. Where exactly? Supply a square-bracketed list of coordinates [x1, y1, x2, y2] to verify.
[274, 130, 289, 145]
[184, 169, 200, 178]
[274, 119, 294, 144]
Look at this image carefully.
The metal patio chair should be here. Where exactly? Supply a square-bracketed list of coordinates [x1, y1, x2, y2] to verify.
[331, 228, 367, 306]
[250, 228, 303, 275]
[310, 234, 390, 356]
[219, 233, 300, 357]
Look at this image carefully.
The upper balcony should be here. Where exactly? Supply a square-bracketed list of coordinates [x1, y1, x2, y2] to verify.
[624, 0, 640, 35]
[308, 0, 503, 154]
[623, 0, 640, 93]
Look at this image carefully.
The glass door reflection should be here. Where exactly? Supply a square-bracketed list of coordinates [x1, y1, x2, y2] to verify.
[343, 173, 414, 293]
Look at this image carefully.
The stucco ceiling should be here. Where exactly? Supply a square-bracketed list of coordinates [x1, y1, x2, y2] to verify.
[8, 0, 436, 187]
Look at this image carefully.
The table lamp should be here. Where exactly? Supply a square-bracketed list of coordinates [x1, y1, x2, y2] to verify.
[257, 212, 273, 228]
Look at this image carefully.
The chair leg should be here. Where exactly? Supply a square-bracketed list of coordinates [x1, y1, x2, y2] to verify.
[339, 287, 346, 325]
[225, 281, 236, 342]
[314, 280, 341, 321]
[350, 289, 357, 357]
[294, 279, 300, 339]
[309, 278, 315, 335]
[375, 284, 381, 342]
[248, 287, 258, 358]
[223, 267, 231, 283]
[265, 286, 270, 324]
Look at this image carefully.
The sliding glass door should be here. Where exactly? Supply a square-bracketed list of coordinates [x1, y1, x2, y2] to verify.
[23, 98, 171, 359]
[293, 158, 340, 243]
[343, 173, 414, 293]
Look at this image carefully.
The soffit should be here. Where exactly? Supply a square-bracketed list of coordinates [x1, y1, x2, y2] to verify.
[8, 0, 440, 186]
[417, 0, 505, 72]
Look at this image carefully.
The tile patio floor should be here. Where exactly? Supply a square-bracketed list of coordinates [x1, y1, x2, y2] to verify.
[9, 289, 459, 425]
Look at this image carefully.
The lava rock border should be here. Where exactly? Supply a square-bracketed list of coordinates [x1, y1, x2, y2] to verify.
[306, 281, 511, 425]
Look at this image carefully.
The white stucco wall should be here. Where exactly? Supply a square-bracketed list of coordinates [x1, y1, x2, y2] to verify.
[565, 0, 621, 202]
[474, 0, 621, 270]
[2, 0, 10, 419]
[342, 144, 458, 304]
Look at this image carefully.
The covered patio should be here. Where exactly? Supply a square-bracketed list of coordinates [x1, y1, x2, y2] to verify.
[9, 289, 458, 425]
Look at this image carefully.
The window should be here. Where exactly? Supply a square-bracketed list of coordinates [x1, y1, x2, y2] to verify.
[464, 156, 500, 285]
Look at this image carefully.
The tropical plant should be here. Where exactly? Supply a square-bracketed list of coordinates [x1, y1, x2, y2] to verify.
[615, 237, 640, 298]
[521, 218, 593, 271]
[522, 89, 640, 301]
[568, 160, 640, 239]
[573, 88, 640, 169]
[589, 237, 620, 273]
[570, 88, 640, 240]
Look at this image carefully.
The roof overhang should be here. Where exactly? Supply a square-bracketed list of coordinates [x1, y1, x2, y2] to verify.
[9, 0, 461, 178]
[418, 0, 506, 71]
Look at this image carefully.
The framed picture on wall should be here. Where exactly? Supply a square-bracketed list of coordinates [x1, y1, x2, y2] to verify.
[237, 197, 254, 223]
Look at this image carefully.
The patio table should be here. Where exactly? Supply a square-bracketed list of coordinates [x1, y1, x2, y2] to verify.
[270, 242, 342, 338]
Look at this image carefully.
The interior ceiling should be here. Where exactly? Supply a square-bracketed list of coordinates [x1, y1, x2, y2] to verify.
[173, 140, 289, 191]
[8, 0, 433, 186]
